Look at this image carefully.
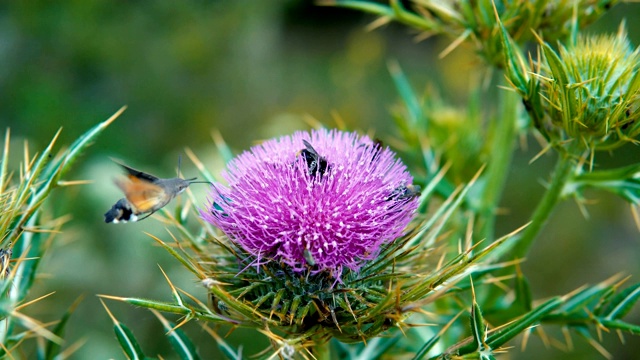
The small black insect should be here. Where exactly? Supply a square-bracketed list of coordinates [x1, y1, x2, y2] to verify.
[386, 184, 422, 202]
[300, 140, 330, 177]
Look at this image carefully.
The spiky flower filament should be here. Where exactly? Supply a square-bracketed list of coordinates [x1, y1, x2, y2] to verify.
[202, 130, 419, 276]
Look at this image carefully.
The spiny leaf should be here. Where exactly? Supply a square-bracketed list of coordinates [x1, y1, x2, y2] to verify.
[15, 214, 46, 301]
[493, 2, 528, 94]
[602, 283, 640, 320]
[43, 296, 84, 360]
[202, 325, 242, 360]
[412, 335, 439, 360]
[388, 60, 423, 128]
[486, 296, 563, 349]
[5, 107, 124, 247]
[455, 297, 563, 356]
[513, 268, 533, 314]
[99, 295, 226, 324]
[208, 284, 272, 325]
[557, 285, 611, 315]
[470, 281, 488, 352]
[54, 106, 126, 182]
[0, 129, 10, 196]
[101, 300, 146, 360]
[146, 232, 201, 277]
[19, 128, 62, 204]
[151, 310, 202, 360]
[114, 324, 146, 360]
[600, 319, 640, 335]
[364, 336, 401, 360]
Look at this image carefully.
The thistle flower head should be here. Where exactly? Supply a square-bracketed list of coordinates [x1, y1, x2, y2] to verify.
[202, 129, 419, 276]
[541, 28, 640, 150]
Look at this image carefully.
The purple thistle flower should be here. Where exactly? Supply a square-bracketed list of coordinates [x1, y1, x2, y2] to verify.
[202, 129, 419, 276]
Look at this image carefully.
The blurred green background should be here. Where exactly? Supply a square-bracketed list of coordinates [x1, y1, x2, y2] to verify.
[2, 1, 640, 358]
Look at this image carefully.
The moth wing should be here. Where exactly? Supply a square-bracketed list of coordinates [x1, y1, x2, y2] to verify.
[114, 177, 168, 213]
[111, 159, 160, 182]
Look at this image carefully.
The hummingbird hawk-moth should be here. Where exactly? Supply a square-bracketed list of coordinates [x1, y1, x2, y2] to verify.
[104, 160, 208, 223]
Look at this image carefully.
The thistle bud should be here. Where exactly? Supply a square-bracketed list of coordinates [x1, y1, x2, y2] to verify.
[540, 27, 640, 150]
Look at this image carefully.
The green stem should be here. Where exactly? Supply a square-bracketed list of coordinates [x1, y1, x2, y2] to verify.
[477, 90, 518, 243]
[510, 143, 579, 259]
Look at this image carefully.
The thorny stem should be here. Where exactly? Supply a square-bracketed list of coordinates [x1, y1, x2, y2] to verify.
[510, 141, 580, 259]
[477, 90, 519, 244]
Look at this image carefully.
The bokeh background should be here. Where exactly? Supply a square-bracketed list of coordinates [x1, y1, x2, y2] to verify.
[2, 1, 640, 359]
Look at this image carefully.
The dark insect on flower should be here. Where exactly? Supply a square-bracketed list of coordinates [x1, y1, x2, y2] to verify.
[104, 160, 209, 223]
[300, 140, 330, 177]
[386, 184, 422, 201]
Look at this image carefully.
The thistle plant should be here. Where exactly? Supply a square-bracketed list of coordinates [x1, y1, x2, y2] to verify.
[100, 1, 640, 359]
[0, 108, 123, 358]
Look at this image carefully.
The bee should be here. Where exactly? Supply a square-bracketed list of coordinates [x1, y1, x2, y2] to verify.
[386, 184, 422, 202]
[104, 160, 209, 223]
[300, 140, 330, 178]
